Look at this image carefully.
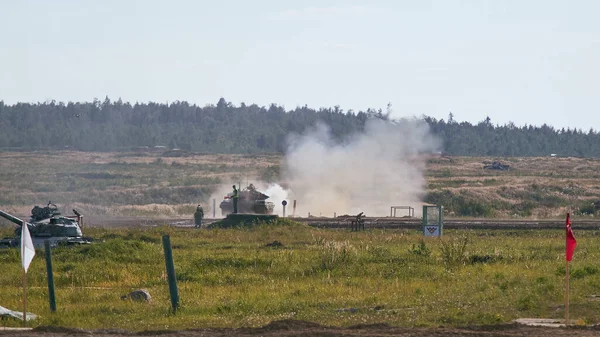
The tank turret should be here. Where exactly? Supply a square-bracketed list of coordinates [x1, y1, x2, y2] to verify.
[0, 202, 92, 248]
[219, 184, 275, 216]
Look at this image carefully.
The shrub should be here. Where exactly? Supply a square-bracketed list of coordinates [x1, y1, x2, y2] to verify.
[317, 240, 356, 271]
[579, 203, 597, 215]
[409, 239, 431, 258]
[440, 235, 469, 270]
[426, 190, 495, 217]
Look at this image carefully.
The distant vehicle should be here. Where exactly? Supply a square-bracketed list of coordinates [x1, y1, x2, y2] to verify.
[219, 184, 275, 216]
[0, 202, 92, 248]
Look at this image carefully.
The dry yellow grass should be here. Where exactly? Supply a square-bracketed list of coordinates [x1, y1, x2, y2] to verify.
[0, 151, 599, 220]
[427, 156, 600, 217]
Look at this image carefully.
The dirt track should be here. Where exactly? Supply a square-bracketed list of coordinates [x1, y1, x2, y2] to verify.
[5, 320, 600, 337]
[85, 215, 600, 231]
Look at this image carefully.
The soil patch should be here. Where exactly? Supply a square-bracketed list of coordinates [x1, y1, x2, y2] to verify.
[4, 320, 600, 337]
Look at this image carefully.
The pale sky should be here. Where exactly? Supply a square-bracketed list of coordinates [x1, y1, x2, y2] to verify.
[1, 0, 599, 130]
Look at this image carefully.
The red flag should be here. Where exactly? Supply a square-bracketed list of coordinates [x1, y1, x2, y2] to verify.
[566, 213, 577, 261]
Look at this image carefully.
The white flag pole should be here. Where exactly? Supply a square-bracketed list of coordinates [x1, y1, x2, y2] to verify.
[21, 222, 35, 325]
[23, 268, 27, 324]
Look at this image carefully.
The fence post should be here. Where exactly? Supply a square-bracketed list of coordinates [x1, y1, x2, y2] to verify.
[44, 240, 57, 312]
[162, 235, 180, 313]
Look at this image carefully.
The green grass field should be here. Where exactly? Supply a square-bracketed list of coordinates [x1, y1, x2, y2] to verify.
[1, 220, 598, 330]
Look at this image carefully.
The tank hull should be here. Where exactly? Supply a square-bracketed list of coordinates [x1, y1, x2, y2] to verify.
[219, 199, 275, 216]
[0, 236, 92, 249]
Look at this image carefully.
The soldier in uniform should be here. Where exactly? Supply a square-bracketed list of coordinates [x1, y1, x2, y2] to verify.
[232, 185, 239, 214]
[194, 205, 204, 228]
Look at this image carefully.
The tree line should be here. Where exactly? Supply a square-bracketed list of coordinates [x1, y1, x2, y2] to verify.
[0, 98, 598, 157]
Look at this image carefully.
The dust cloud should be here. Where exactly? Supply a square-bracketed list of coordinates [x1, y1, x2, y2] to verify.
[263, 184, 289, 215]
[280, 116, 441, 217]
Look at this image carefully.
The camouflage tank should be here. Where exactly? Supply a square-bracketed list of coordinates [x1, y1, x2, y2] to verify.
[0, 202, 92, 248]
[219, 184, 275, 216]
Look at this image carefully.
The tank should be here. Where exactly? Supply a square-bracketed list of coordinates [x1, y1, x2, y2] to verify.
[219, 184, 275, 216]
[0, 202, 92, 248]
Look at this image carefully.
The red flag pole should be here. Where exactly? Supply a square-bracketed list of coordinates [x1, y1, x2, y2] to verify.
[564, 212, 576, 326]
[566, 258, 569, 326]
[565, 212, 570, 326]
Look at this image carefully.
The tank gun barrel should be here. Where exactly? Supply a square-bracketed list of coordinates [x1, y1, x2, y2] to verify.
[0, 210, 25, 227]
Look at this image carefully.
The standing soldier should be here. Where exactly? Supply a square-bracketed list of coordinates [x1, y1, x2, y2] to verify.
[194, 204, 204, 228]
[232, 185, 239, 214]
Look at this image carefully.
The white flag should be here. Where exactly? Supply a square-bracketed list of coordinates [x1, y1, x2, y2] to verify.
[21, 223, 35, 272]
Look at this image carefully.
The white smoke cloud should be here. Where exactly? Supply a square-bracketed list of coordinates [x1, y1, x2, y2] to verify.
[207, 182, 291, 217]
[264, 183, 289, 216]
[280, 116, 441, 217]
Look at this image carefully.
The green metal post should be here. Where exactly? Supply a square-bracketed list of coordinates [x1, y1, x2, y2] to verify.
[44, 240, 57, 312]
[162, 235, 180, 313]
[422, 205, 427, 234]
[439, 205, 444, 237]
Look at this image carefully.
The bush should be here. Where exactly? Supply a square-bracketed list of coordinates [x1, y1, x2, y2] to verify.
[579, 203, 597, 215]
[409, 239, 431, 258]
[455, 198, 494, 217]
[440, 235, 469, 270]
[317, 240, 356, 271]
[425, 190, 494, 217]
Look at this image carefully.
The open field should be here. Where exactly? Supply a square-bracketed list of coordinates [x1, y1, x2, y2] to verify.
[1, 151, 600, 222]
[0, 150, 280, 220]
[2, 151, 600, 335]
[2, 222, 600, 335]
[425, 156, 600, 218]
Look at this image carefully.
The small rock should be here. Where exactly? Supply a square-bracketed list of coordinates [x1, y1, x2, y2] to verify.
[121, 289, 151, 302]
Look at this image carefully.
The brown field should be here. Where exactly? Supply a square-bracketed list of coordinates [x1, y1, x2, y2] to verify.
[426, 156, 600, 218]
[0, 150, 280, 220]
[0, 151, 599, 222]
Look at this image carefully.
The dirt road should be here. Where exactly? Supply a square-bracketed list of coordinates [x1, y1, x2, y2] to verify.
[84, 215, 600, 231]
[4, 320, 600, 337]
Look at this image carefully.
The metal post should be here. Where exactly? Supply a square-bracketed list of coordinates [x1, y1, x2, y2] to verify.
[44, 240, 57, 312]
[162, 235, 179, 313]
[293, 200, 297, 216]
[283, 205, 286, 217]
[422, 205, 427, 235]
[439, 205, 444, 237]
[212, 199, 216, 218]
